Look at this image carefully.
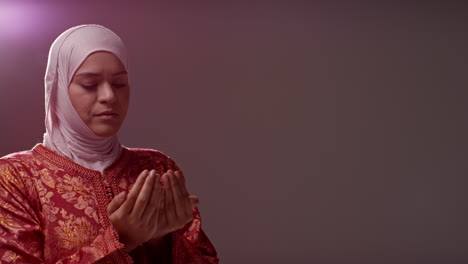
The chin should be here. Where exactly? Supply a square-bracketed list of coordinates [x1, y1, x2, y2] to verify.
[91, 126, 120, 137]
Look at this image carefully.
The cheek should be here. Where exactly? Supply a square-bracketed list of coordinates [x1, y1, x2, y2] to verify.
[69, 87, 94, 121]
[73, 101, 89, 119]
[119, 89, 130, 111]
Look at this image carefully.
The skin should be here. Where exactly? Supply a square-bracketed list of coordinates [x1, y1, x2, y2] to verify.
[69, 51, 199, 257]
[69, 51, 130, 137]
[108, 170, 199, 254]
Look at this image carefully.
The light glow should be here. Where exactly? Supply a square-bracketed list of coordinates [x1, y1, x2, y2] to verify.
[0, 2, 45, 41]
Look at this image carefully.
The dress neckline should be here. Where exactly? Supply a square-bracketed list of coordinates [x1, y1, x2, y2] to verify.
[33, 143, 130, 179]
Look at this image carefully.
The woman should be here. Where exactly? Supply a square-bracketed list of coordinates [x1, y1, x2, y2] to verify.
[0, 25, 219, 263]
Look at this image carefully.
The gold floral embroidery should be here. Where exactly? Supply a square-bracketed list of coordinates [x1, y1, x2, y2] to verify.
[34, 178, 59, 222]
[53, 210, 97, 251]
[40, 168, 55, 188]
[1, 250, 21, 262]
[0, 211, 24, 231]
[56, 174, 99, 223]
[0, 166, 21, 189]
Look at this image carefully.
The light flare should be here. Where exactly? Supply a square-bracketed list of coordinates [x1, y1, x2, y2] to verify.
[0, 2, 46, 41]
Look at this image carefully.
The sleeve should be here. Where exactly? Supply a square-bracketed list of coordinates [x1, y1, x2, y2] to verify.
[171, 207, 220, 264]
[0, 160, 134, 264]
[162, 157, 220, 264]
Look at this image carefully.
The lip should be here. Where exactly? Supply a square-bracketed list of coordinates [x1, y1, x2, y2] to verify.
[94, 110, 119, 120]
[94, 110, 118, 116]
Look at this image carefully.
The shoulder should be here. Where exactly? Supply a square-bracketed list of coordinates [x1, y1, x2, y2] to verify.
[123, 147, 181, 171]
[0, 148, 39, 193]
[0, 148, 38, 172]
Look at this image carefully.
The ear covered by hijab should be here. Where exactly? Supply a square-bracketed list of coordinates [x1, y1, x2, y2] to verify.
[43, 24, 128, 173]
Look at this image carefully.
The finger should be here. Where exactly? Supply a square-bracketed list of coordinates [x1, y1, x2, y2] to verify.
[189, 195, 199, 209]
[177, 169, 186, 184]
[174, 171, 190, 197]
[143, 173, 163, 224]
[152, 186, 165, 235]
[132, 170, 157, 217]
[174, 171, 193, 218]
[164, 171, 177, 226]
[158, 188, 168, 230]
[107, 191, 126, 215]
[121, 169, 149, 214]
[170, 170, 186, 219]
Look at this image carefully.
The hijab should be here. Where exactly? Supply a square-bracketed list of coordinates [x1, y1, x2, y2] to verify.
[43, 24, 128, 173]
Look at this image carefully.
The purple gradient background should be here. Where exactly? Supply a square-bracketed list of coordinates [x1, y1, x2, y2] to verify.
[1, 1, 468, 263]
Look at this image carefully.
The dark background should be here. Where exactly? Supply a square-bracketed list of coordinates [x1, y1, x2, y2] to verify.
[1, 1, 468, 263]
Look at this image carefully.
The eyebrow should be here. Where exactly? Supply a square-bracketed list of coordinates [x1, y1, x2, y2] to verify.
[75, 70, 128, 78]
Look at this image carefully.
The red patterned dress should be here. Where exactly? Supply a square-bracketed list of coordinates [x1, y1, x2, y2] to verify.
[0, 144, 219, 264]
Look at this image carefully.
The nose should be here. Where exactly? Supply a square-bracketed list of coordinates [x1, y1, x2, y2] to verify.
[97, 82, 116, 104]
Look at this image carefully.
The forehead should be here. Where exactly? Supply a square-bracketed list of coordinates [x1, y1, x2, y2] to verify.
[74, 51, 126, 77]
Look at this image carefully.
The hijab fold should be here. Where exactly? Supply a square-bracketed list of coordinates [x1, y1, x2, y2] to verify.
[43, 25, 128, 173]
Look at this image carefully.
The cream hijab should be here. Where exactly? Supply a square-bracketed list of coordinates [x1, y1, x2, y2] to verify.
[43, 24, 128, 173]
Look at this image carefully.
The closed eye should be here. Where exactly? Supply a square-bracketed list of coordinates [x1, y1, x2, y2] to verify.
[81, 84, 98, 89]
[113, 83, 128, 88]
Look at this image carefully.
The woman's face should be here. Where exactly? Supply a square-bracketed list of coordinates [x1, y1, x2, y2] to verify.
[69, 51, 129, 137]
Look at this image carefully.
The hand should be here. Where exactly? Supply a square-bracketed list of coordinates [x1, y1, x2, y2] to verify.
[151, 170, 196, 240]
[107, 169, 163, 252]
[189, 195, 199, 208]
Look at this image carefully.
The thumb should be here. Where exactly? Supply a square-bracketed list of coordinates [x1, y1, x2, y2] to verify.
[107, 191, 126, 215]
[189, 195, 199, 209]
